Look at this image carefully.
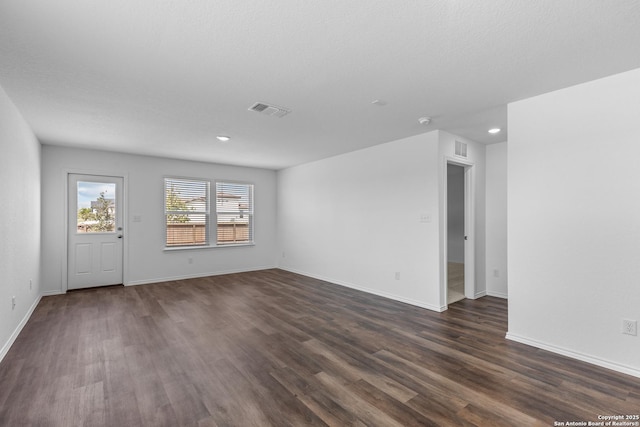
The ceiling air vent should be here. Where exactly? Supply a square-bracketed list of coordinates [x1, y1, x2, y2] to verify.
[455, 140, 468, 158]
[248, 102, 291, 118]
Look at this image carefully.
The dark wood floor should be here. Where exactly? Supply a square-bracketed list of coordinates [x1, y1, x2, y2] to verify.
[1, 269, 638, 426]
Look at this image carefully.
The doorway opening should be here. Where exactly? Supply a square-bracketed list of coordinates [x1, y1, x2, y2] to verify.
[447, 164, 466, 304]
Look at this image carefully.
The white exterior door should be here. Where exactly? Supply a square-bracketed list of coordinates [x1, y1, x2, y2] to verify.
[68, 174, 124, 290]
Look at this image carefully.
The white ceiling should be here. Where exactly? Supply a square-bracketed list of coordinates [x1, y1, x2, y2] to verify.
[2, 1, 640, 170]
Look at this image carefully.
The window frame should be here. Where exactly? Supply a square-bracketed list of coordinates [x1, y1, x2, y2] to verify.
[163, 177, 255, 250]
[164, 177, 210, 249]
[214, 181, 254, 246]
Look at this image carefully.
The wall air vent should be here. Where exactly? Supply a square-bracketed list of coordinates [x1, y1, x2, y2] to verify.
[455, 140, 468, 158]
[248, 102, 291, 118]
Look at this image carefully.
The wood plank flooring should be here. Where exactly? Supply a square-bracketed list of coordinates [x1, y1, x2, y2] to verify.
[447, 262, 465, 304]
[1, 269, 638, 426]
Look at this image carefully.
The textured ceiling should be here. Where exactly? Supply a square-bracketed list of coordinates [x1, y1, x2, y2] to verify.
[2, 1, 640, 169]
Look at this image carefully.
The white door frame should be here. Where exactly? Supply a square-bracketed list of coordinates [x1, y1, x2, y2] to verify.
[442, 157, 476, 308]
[63, 169, 128, 291]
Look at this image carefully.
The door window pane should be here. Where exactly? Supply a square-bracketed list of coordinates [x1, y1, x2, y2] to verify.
[77, 182, 116, 233]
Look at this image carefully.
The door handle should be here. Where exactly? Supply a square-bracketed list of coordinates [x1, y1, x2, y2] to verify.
[118, 235, 123, 239]
[464, 236, 468, 240]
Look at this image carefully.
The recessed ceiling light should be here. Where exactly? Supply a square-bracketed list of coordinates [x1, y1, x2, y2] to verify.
[488, 128, 501, 134]
[216, 135, 230, 142]
[371, 99, 387, 106]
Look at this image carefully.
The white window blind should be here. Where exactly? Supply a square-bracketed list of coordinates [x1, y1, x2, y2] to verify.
[215, 182, 253, 245]
[165, 178, 209, 247]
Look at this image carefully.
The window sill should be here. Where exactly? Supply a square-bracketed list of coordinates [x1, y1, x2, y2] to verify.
[163, 242, 255, 252]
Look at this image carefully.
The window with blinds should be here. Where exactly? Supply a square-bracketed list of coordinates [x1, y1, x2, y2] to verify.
[165, 178, 209, 247]
[215, 182, 253, 245]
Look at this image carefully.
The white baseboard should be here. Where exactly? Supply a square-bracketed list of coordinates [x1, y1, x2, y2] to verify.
[473, 290, 487, 299]
[41, 289, 65, 296]
[0, 294, 42, 364]
[280, 267, 445, 312]
[125, 265, 278, 287]
[487, 290, 508, 299]
[506, 332, 640, 379]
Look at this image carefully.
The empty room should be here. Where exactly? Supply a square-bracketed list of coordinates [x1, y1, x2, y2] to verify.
[1, 1, 640, 426]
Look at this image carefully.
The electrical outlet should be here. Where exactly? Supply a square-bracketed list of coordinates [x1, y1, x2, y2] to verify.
[30, 279, 33, 290]
[622, 319, 637, 336]
[188, 257, 193, 265]
[394, 272, 401, 280]
[12, 296, 16, 310]
[493, 269, 499, 278]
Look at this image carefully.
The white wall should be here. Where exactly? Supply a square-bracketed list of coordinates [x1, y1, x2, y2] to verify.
[278, 130, 487, 311]
[278, 131, 443, 310]
[485, 142, 508, 298]
[41, 146, 278, 294]
[508, 68, 640, 377]
[0, 86, 41, 361]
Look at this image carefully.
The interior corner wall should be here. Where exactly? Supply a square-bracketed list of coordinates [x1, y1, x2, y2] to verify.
[438, 131, 487, 301]
[507, 67, 640, 377]
[40, 146, 278, 294]
[277, 131, 443, 311]
[485, 142, 508, 298]
[0, 86, 41, 361]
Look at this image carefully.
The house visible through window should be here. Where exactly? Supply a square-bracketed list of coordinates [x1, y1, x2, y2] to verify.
[165, 178, 209, 247]
[164, 178, 254, 248]
[216, 182, 253, 245]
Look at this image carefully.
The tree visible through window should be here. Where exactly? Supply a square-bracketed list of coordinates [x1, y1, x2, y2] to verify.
[164, 178, 254, 248]
[165, 178, 209, 247]
[76, 182, 116, 233]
